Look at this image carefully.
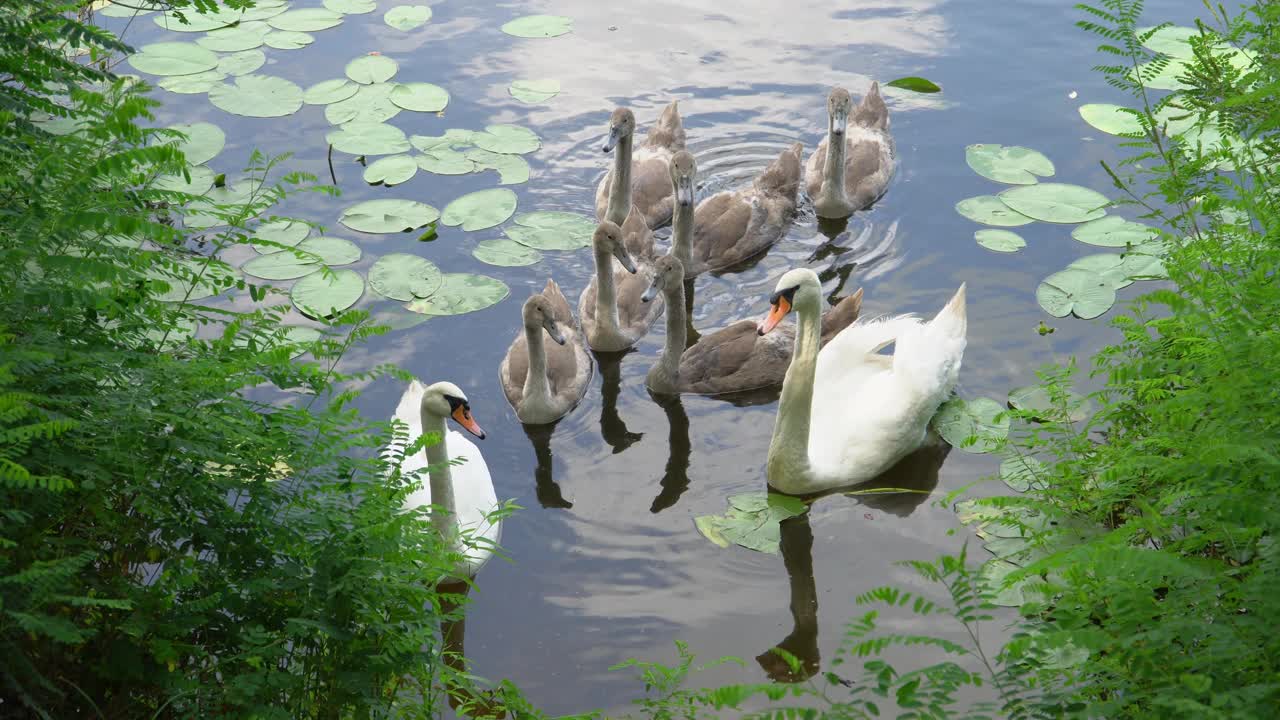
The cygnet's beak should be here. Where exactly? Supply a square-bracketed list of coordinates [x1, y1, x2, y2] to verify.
[544, 322, 566, 346]
[676, 177, 694, 207]
[641, 277, 661, 303]
[614, 248, 637, 274]
[603, 126, 620, 153]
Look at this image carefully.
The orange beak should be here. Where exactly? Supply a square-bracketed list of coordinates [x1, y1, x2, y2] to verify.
[451, 405, 486, 439]
[758, 296, 791, 335]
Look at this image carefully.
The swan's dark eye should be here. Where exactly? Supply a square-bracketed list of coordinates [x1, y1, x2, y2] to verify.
[769, 286, 799, 306]
[444, 395, 469, 412]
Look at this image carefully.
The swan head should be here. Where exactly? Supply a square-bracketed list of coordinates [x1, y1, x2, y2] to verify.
[603, 107, 636, 153]
[641, 255, 684, 303]
[592, 221, 637, 274]
[669, 150, 697, 208]
[421, 381, 485, 439]
[522, 295, 566, 346]
[759, 268, 820, 335]
[826, 87, 853, 137]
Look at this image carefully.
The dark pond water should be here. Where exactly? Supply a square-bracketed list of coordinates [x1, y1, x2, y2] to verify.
[102, 0, 1196, 713]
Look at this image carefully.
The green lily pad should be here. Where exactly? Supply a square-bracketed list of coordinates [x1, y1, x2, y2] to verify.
[325, 82, 400, 124]
[304, 78, 360, 105]
[389, 82, 449, 112]
[340, 199, 439, 234]
[501, 14, 573, 38]
[297, 236, 361, 266]
[1008, 386, 1091, 423]
[473, 239, 543, 267]
[975, 229, 1025, 253]
[998, 183, 1109, 224]
[1036, 268, 1116, 319]
[251, 219, 310, 254]
[216, 49, 266, 76]
[416, 149, 475, 175]
[369, 254, 442, 301]
[182, 178, 265, 228]
[504, 211, 596, 250]
[1130, 57, 1190, 91]
[441, 188, 518, 231]
[345, 54, 398, 84]
[693, 492, 808, 554]
[266, 8, 343, 32]
[197, 22, 269, 52]
[99, 1, 162, 18]
[473, 124, 541, 154]
[158, 70, 226, 94]
[384, 5, 432, 30]
[209, 74, 304, 117]
[263, 30, 314, 50]
[965, 144, 1055, 185]
[145, 255, 238, 302]
[153, 10, 236, 33]
[980, 559, 1034, 607]
[1078, 103, 1144, 136]
[326, 121, 410, 156]
[234, 325, 324, 359]
[955, 195, 1035, 227]
[292, 269, 364, 319]
[323, 0, 376, 13]
[242, 251, 321, 280]
[1067, 253, 1135, 290]
[509, 78, 560, 103]
[884, 76, 942, 93]
[154, 165, 216, 195]
[128, 41, 220, 76]
[168, 122, 225, 165]
[933, 396, 1009, 454]
[466, 149, 530, 184]
[1071, 216, 1158, 248]
[1139, 25, 1198, 58]
[406, 273, 509, 316]
[363, 154, 419, 186]
[1000, 455, 1046, 493]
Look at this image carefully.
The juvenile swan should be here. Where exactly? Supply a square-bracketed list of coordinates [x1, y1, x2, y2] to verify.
[641, 256, 863, 395]
[760, 269, 966, 494]
[390, 380, 500, 580]
[805, 83, 895, 219]
[579, 220, 664, 352]
[499, 280, 592, 424]
[595, 102, 686, 229]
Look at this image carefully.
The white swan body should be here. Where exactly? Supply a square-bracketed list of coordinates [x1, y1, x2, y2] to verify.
[762, 270, 966, 494]
[391, 380, 501, 579]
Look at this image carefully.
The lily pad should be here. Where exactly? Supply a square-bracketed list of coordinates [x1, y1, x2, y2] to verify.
[1000, 455, 1046, 493]
[98, 0, 162, 18]
[326, 122, 410, 156]
[406, 273, 510, 316]
[466, 149, 530, 184]
[1067, 253, 1135, 290]
[340, 199, 439, 234]
[153, 9, 237, 32]
[693, 492, 808, 554]
[1036, 268, 1116, 319]
[216, 49, 266, 77]
[181, 179, 265, 228]
[168, 122, 225, 165]
[146, 255, 238, 302]
[473, 239, 543, 267]
[955, 195, 1035, 227]
[473, 124, 541, 154]
[158, 70, 226, 94]
[266, 8, 343, 32]
[127, 42, 220, 76]
[263, 31, 314, 50]
[384, 5, 432, 30]
[154, 165, 216, 195]
[884, 76, 942, 93]
[505, 211, 596, 250]
[1008, 386, 1091, 423]
[323, 0, 376, 13]
[325, 82, 400, 124]
[242, 251, 321, 280]
[389, 82, 449, 112]
[209, 74, 304, 117]
[363, 154, 419, 186]
[1130, 58, 1190, 91]
[1071, 216, 1158, 248]
[965, 144, 1055, 185]
[251, 219, 310, 254]
[501, 14, 573, 38]
[345, 54, 398, 85]
[304, 78, 360, 105]
[1139, 25, 1198, 58]
[509, 78, 560, 103]
[980, 559, 1034, 607]
[998, 183, 1109, 224]
[297, 236, 361, 266]
[416, 149, 475, 175]
[441, 189, 518, 231]
[197, 23, 270, 52]
[975, 229, 1025, 253]
[1078, 103, 1145, 137]
[369, 254, 442, 301]
[292, 269, 365, 318]
[933, 396, 1009, 454]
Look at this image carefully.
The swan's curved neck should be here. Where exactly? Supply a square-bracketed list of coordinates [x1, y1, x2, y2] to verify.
[671, 197, 694, 270]
[820, 125, 848, 206]
[649, 280, 686, 393]
[593, 244, 621, 336]
[421, 409, 459, 544]
[521, 323, 553, 414]
[607, 135, 633, 226]
[768, 293, 821, 484]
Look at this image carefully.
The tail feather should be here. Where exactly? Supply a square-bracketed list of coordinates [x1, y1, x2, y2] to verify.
[754, 141, 804, 199]
[892, 284, 967, 394]
[541, 278, 574, 324]
[853, 80, 890, 130]
[827, 312, 921, 358]
[819, 287, 864, 346]
[647, 100, 686, 150]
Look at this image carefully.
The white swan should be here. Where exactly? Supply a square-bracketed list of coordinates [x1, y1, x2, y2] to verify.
[759, 269, 966, 494]
[390, 380, 501, 579]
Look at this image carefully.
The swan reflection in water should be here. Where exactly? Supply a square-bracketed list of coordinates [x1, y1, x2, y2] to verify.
[521, 422, 573, 510]
[648, 392, 692, 513]
[596, 350, 644, 454]
[756, 434, 951, 683]
[437, 582, 507, 719]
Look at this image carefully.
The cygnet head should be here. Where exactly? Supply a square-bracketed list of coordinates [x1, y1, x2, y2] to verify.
[591, 221, 637, 274]
[603, 107, 636, 153]
[641, 255, 685, 303]
[522, 295, 566, 345]
[669, 150, 697, 208]
[420, 381, 485, 439]
[826, 87, 853, 137]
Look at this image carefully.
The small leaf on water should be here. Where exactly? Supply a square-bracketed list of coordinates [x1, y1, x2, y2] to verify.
[369, 253, 442, 301]
[473, 239, 542, 267]
[167, 121, 225, 165]
[955, 195, 1035, 227]
[1036, 268, 1115, 319]
[473, 124, 541, 154]
[213, 173, 226, 187]
[325, 121, 410, 156]
[885, 76, 941, 93]
[304, 78, 360, 105]
[209, 74, 304, 118]
[215, 48, 266, 77]
[405, 273, 509, 317]
[297, 236, 361, 266]
[418, 222, 438, 242]
[965, 144, 1055, 185]
[692, 492, 808, 554]
[998, 183, 1109, 224]
[241, 251, 321, 280]
[1071, 216, 1157, 248]
[291, 269, 364, 319]
[362, 154, 418, 186]
[1078, 103, 1145, 136]
[251, 219, 309, 254]
[345, 54, 398, 84]
[505, 211, 597, 251]
[263, 30, 314, 50]
[501, 14, 573, 38]
[384, 5, 432, 30]
[441, 188, 518, 231]
[1008, 386, 1091, 423]
[975, 229, 1026, 253]
[340, 199, 439, 234]
[389, 82, 449, 112]
[324, 82, 400, 124]
[932, 396, 1009, 454]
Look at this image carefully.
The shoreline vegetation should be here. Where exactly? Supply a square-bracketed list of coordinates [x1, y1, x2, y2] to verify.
[2, 0, 1275, 717]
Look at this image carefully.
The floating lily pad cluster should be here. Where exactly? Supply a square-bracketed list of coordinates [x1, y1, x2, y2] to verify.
[239, 221, 365, 318]
[404, 126, 540, 185]
[932, 396, 1009, 454]
[306, 53, 450, 130]
[694, 493, 808, 554]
